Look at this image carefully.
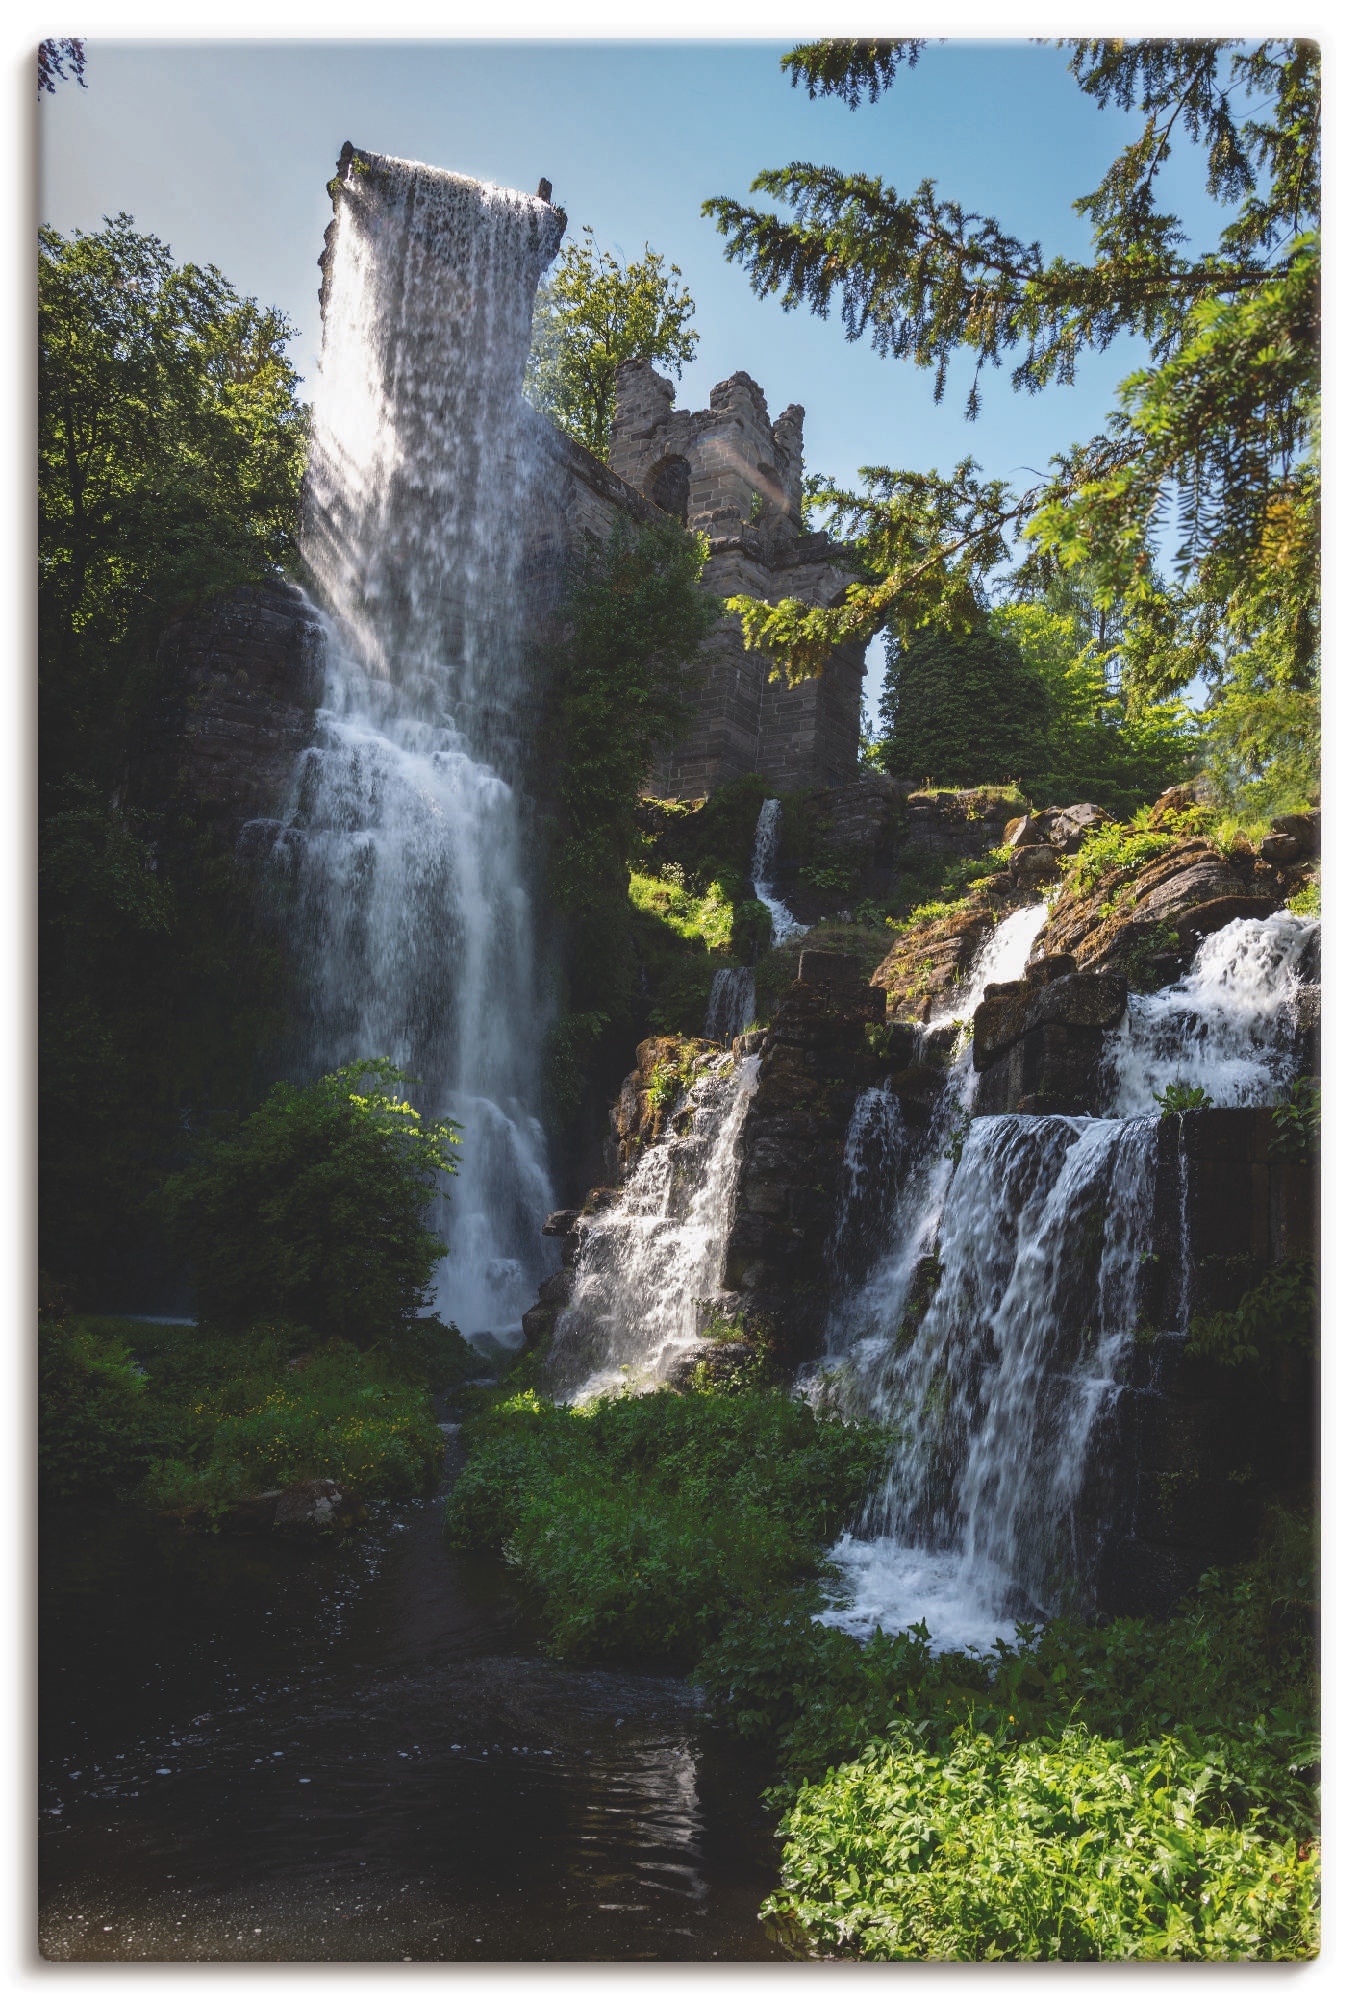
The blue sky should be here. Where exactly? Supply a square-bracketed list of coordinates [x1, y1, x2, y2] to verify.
[38, 36, 1241, 717]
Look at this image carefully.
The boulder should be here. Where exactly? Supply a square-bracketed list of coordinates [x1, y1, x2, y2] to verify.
[1271, 809, 1320, 856]
[1043, 838, 1279, 972]
[1011, 843, 1061, 887]
[541, 1209, 580, 1237]
[1259, 833, 1300, 865]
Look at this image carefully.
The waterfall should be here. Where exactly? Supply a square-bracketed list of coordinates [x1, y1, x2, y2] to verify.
[751, 799, 807, 947]
[703, 967, 756, 1042]
[277, 151, 565, 1340]
[819, 907, 1315, 1651]
[1105, 910, 1317, 1114]
[543, 1054, 760, 1403]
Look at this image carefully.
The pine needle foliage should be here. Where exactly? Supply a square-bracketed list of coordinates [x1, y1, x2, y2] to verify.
[702, 38, 1319, 749]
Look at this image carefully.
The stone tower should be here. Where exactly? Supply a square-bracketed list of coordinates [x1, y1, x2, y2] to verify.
[609, 359, 866, 799]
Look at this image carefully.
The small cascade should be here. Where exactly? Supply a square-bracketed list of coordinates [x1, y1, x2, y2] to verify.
[820, 906, 1317, 1650]
[704, 967, 756, 1043]
[277, 152, 565, 1340]
[825, 901, 1049, 1354]
[750, 799, 807, 947]
[1106, 910, 1317, 1113]
[543, 1053, 761, 1403]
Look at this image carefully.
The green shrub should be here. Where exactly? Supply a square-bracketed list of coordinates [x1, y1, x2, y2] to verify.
[38, 1316, 162, 1497]
[175, 1352, 442, 1503]
[766, 1722, 1317, 1960]
[162, 1059, 460, 1350]
[1154, 1082, 1214, 1113]
[1186, 1257, 1317, 1368]
[446, 1387, 888, 1663]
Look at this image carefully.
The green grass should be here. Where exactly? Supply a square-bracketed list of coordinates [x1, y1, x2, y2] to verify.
[445, 1385, 888, 1663]
[39, 1313, 449, 1514]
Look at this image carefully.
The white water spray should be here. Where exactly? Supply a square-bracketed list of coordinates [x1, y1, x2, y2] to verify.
[751, 799, 806, 947]
[281, 152, 565, 1338]
[544, 1055, 760, 1402]
[703, 967, 756, 1043]
[819, 906, 1314, 1650]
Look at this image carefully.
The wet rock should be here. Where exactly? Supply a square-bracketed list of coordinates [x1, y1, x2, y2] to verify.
[1005, 814, 1046, 849]
[870, 883, 1029, 1024]
[128, 580, 326, 841]
[972, 968, 1128, 1114]
[1259, 833, 1300, 865]
[797, 949, 866, 988]
[1010, 843, 1061, 887]
[273, 1479, 348, 1536]
[541, 1209, 580, 1237]
[724, 966, 890, 1368]
[1024, 952, 1078, 985]
[1271, 808, 1320, 856]
[888, 1063, 946, 1124]
[607, 1035, 722, 1174]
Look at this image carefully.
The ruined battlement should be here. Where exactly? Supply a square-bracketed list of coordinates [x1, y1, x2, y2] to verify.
[606, 360, 866, 799]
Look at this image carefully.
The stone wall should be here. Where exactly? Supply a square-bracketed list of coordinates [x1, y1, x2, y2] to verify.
[127, 579, 326, 839]
[610, 360, 867, 798]
[1088, 1105, 1317, 1616]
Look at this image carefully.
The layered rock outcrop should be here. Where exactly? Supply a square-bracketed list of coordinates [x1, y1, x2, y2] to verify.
[721, 951, 887, 1365]
[972, 959, 1129, 1115]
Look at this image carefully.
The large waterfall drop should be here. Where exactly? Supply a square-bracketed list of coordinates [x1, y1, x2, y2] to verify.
[281, 151, 566, 1339]
[819, 909, 1316, 1651]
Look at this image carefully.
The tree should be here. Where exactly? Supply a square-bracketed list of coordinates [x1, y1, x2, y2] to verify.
[39, 39, 86, 94]
[879, 626, 1052, 790]
[702, 38, 1319, 793]
[39, 217, 310, 1300]
[988, 589, 1198, 813]
[163, 1062, 461, 1347]
[547, 516, 721, 1016]
[526, 225, 699, 457]
[39, 213, 309, 788]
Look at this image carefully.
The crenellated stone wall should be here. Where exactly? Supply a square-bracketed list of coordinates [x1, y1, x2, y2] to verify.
[610, 359, 867, 798]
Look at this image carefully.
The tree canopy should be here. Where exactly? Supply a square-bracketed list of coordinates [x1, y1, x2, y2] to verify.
[39, 214, 309, 787]
[703, 37, 1319, 795]
[164, 1062, 461, 1347]
[525, 225, 699, 457]
[878, 626, 1053, 792]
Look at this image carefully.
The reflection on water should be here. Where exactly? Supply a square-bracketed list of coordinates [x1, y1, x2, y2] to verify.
[39, 1432, 780, 1962]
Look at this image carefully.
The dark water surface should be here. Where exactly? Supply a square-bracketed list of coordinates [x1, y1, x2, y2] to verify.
[38, 1427, 784, 1962]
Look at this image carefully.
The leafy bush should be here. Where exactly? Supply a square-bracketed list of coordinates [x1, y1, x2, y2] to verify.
[765, 1722, 1317, 1960]
[446, 1387, 888, 1663]
[163, 1060, 460, 1350]
[1186, 1257, 1317, 1369]
[1270, 1076, 1319, 1160]
[38, 1316, 162, 1497]
[1060, 805, 1209, 901]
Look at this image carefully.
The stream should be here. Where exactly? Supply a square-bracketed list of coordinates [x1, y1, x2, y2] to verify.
[38, 1426, 782, 1963]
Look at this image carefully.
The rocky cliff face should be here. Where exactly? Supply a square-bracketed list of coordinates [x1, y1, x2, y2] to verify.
[127, 579, 325, 842]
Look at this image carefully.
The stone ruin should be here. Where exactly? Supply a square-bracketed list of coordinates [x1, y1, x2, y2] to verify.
[606, 359, 865, 798]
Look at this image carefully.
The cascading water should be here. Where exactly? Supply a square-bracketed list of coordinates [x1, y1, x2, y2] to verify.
[704, 967, 756, 1042]
[276, 151, 565, 1338]
[543, 1053, 760, 1403]
[819, 907, 1316, 1651]
[750, 798, 806, 947]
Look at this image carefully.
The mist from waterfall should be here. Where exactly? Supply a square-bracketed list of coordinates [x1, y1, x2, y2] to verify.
[278, 152, 565, 1339]
[818, 908, 1316, 1652]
